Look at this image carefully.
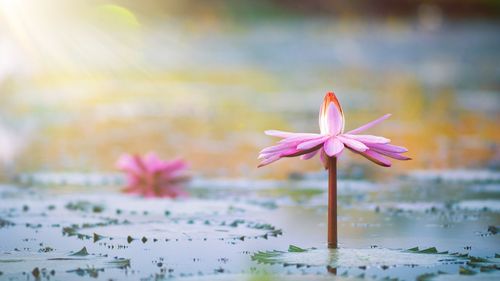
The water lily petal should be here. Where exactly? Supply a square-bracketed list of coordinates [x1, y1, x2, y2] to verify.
[319, 92, 344, 135]
[370, 148, 411, 160]
[343, 134, 390, 144]
[324, 137, 344, 157]
[337, 135, 368, 152]
[279, 134, 323, 144]
[116, 154, 142, 174]
[346, 114, 391, 134]
[327, 103, 343, 135]
[258, 155, 281, 168]
[367, 143, 408, 153]
[159, 159, 189, 176]
[297, 135, 330, 150]
[351, 148, 391, 167]
[300, 149, 318, 160]
[260, 146, 302, 159]
[260, 143, 295, 154]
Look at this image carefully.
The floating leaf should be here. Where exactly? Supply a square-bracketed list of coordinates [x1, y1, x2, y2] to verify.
[288, 245, 307, 253]
[252, 247, 468, 268]
[70, 247, 89, 256]
[93, 233, 104, 242]
[459, 266, 476, 275]
[428, 271, 500, 281]
[419, 247, 438, 254]
[0, 250, 129, 278]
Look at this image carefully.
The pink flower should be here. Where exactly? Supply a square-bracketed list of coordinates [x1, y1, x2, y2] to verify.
[117, 152, 189, 198]
[258, 92, 410, 168]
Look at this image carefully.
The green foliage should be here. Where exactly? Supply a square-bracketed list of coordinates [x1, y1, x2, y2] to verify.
[70, 247, 89, 256]
[65, 201, 104, 213]
[288, 245, 307, 253]
[459, 266, 476, 275]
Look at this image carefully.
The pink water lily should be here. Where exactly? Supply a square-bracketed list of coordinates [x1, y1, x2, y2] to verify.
[117, 152, 189, 198]
[258, 92, 410, 169]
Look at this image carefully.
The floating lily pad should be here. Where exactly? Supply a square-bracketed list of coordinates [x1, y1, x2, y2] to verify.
[453, 200, 500, 212]
[75, 218, 281, 241]
[252, 246, 468, 268]
[175, 273, 363, 281]
[0, 217, 14, 228]
[360, 202, 446, 213]
[422, 270, 500, 281]
[0, 248, 129, 277]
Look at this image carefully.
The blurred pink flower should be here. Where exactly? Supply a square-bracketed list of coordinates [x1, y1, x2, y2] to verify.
[117, 153, 189, 198]
[258, 92, 410, 168]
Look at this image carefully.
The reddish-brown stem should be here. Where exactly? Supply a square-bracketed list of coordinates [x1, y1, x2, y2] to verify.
[327, 156, 337, 249]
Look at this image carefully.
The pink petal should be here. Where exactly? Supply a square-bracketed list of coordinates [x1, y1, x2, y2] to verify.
[324, 137, 344, 157]
[160, 160, 189, 178]
[258, 155, 281, 168]
[259, 145, 304, 162]
[258, 151, 279, 160]
[343, 134, 390, 144]
[370, 148, 411, 160]
[346, 114, 391, 134]
[297, 135, 330, 150]
[278, 134, 323, 144]
[351, 148, 391, 167]
[326, 103, 343, 135]
[116, 154, 141, 174]
[144, 152, 165, 172]
[367, 143, 408, 153]
[260, 143, 295, 154]
[283, 146, 322, 158]
[259, 146, 300, 160]
[337, 135, 368, 152]
[300, 149, 318, 160]
[319, 92, 344, 135]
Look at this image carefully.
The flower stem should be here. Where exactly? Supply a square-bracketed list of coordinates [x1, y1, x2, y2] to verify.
[328, 156, 337, 249]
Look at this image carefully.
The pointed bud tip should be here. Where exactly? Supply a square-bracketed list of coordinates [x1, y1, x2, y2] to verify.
[324, 91, 338, 101]
[322, 91, 343, 113]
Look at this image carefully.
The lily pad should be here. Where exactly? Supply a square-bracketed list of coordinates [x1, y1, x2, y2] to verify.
[453, 200, 500, 212]
[175, 273, 363, 281]
[423, 270, 500, 281]
[252, 246, 468, 268]
[0, 248, 129, 277]
[75, 218, 281, 241]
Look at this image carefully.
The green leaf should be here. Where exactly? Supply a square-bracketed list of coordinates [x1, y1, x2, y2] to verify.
[469, 256, 488, 263]
[416, 272, 438, 281]
[251, 247, 468, 268]
[70, 247, 89, 256]
[419, 247, 438, 254]
[93, 233, 104, 242]
[459, 266, 476, 275]
[288, 245, 307, 253]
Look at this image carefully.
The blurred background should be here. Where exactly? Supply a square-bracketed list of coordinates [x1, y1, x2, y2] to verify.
[0, 0, 499, 180]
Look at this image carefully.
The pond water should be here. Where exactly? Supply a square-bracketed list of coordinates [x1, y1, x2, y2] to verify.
[0, 171, 498, 280]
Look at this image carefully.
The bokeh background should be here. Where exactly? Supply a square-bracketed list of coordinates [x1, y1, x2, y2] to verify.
[0, 0, 499, 180]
